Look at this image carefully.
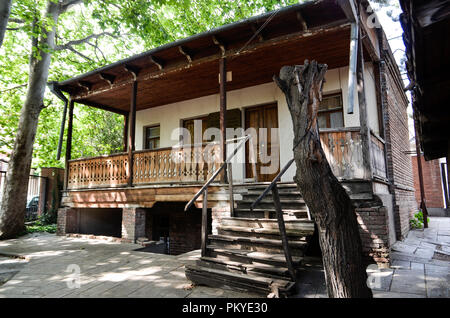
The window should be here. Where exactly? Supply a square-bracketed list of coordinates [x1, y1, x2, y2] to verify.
[144, 125, 160, 150]
[318, 93, 344, 129]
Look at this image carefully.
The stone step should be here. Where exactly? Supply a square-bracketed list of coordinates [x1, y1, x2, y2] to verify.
[185, 263, 295, 296]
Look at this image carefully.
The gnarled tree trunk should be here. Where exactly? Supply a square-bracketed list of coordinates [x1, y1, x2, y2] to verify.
[274, 60, 372, 298]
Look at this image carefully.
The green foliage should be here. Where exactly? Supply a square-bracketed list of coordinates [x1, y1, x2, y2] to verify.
[4, 0, 372, 169]
[410, 210, 430, 229]
[25, 220, 57, 234]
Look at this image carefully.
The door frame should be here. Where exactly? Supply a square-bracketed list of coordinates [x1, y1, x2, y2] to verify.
[243, 102, 280, 182]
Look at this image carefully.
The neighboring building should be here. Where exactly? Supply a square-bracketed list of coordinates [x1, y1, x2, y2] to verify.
[400, 0, 450, 214]
[411, 155, 448, 209]
[52, 0, 416, 294]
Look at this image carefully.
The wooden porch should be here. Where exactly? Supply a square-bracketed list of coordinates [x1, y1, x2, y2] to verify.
[63, 127, 387, 207]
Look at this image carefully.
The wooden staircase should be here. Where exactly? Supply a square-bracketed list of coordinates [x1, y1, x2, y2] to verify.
[185, 183, 316, 297]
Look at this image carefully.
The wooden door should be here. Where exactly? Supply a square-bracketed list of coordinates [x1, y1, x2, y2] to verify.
[245, 103, 280, 182]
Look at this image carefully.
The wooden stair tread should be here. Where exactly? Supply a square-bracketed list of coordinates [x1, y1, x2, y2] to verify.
[199, 256, 291, 276]
[235, 208, 308, 213]
[208, 234, 308, 247]
[185, 263, 292, 287]
[221, 217, 313, 224]
[207, 245, 303, 264]
[218, 225, 314, 236]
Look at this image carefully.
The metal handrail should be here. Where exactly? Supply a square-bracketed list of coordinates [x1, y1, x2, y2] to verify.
[250, 158, 295, 211]
[184, 134, 251, 212]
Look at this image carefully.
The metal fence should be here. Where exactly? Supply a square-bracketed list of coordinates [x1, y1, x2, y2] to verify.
[0, 171, 44, 221]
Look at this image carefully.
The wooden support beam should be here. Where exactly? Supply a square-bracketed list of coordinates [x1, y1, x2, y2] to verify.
[64, 100, 74, 190]
[212, 35, 226, 56]
[127, 81, 137, 187]
[123, 112, 129, 152]
[124, 65, 141, 81]
[296, 11, 308, 31]
[77, 81, 92, 91]
[149, 55, 164, 70]
[219, 57, 227, 183]
[201, 188, 208, 257]
[356, 25, 373, 180]
[178, 46, 193, 63]
[99, 73, 115, 86]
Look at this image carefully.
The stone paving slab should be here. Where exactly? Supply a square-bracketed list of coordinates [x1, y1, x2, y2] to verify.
[0, 233, 262, 298]
[1, 218, 450, 298]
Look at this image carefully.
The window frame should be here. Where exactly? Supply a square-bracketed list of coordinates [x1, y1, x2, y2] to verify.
[143, 124, 161, 150]
[318, 92, 344, 129]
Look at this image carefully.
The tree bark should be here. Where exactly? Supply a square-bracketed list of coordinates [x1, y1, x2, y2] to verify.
[0, 0, 13, 48]
[0, 1, 61, 239]
[274, 60, 372, 298]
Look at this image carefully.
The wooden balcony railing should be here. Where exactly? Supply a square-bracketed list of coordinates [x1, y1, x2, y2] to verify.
[133, 143, 221, 185]
[67, 128, 387, 190]
[319, 127, 365, 179]
[67, 153, 129, 189]
[369, 130, 388, 179]
[67, 143, 222, 189]
[319, 127, 387, 180]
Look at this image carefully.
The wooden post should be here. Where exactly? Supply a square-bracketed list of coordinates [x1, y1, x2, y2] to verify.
[123, 112, 129, 152]
[127, 81, 137, 187]
[442, 162, 449, 209]
[219, 57, 227, 183]
[64, 100, 74, 190]
[201, 188, 208, 257]
[356, 27, 373, 180]
[414, 112, 428, 228]
[227, 162, 234, 216]
[272, 184, 296, 281]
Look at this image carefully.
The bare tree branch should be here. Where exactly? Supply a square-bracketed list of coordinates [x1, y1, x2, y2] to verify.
[60, 0, 83, 13]
[67, 46, 95, 63]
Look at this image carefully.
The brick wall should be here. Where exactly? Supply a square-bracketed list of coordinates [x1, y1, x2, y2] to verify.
[356, 206, 390, 266]
[169, 210, 202, 255]
[379, 39, 418, 240]
[411, 156, 444, 208]
[56, 207, 79, 235]
[121, 208, 146, 243]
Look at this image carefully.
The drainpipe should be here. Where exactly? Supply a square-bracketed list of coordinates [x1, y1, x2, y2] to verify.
[347, 22, 359, 114]
[48, 81, 68, 160]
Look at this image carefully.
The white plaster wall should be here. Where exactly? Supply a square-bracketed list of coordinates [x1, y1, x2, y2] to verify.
[135, 65, 380, 182]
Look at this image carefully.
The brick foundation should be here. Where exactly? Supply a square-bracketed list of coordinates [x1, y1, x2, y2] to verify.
[168, 210, 202, 255]
[379, 41, 418, 240]
[121, 208, 146, 243]
[356, 206, 390, 267]
[56, 207, 79, 235]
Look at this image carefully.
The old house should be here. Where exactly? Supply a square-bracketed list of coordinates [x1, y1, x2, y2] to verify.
[52, 0, 416, 294]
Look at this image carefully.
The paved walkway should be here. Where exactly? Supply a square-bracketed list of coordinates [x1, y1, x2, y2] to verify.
[369, 217, 450, 298]
[0, 217, 449, 298]
[0, 234, 259, 298]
